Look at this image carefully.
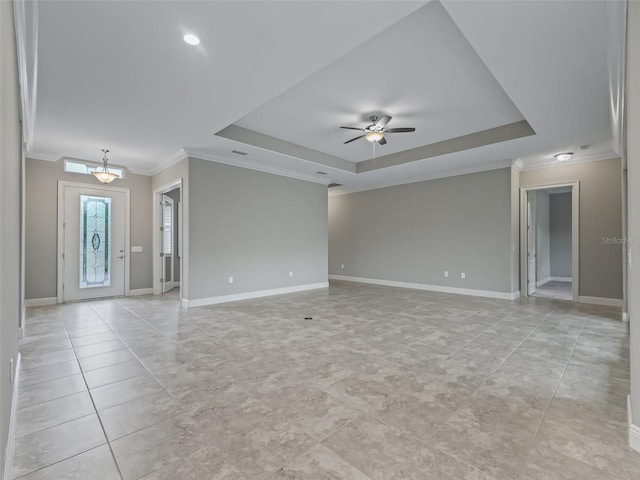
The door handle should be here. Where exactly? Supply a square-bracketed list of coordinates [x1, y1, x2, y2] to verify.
[118, 255, 125, 259]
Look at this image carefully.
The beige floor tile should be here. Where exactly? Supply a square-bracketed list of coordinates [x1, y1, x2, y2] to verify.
[14, 283, 635, 480]
[15, 391, 95, 437]
[18, 373, 86, 409]
[14, 445, 120, 480]
[12, 415, 106, 478]
[90, 373, 165, 411]
[99, 389, 184, 440]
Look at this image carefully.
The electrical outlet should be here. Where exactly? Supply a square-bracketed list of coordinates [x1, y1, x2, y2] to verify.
[289, 271, 294, 278]
[228, 276, 234, 284]
[461, 272, 466, 279]
[444, 271, 449, 277]
[341, 264, 345, 269]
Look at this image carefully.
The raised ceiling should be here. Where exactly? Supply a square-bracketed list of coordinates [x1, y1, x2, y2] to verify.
[23, 0, 626, 194]
[231, 1, 527, 163]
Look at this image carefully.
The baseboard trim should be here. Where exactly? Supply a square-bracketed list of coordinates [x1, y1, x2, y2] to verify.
[628, 395, 640, 453]
[128, 288, 153, 296]
[24, 297, 57, 307]
[550, 276, 572, 282]
[578, 295, 623, 307]
[184, 282, 329, 308]
[623, 312, 629, 322]
[2, 353, 21, 480]
[329, 275, 519, 301]
[536, 277, 551, 287]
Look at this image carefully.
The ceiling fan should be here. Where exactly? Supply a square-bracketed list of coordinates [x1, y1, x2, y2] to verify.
[341, 115, 415, 145]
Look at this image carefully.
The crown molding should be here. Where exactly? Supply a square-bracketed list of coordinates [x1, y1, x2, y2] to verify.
[25, 151, 60, 162]
[329, 159, 512, 196]
[13, 0, 38, 152]
[511, 159, 524, 170]
[149, 148, 188, 176]
[186, 148, 329, 186]
[518, 152, 621, 172]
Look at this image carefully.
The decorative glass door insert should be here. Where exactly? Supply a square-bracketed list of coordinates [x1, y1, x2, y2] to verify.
[79, 195, 112, 288]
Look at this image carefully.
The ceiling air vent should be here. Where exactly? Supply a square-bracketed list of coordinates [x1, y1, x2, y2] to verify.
[231, 150, 248, 156]
[328, 183, 342, 188]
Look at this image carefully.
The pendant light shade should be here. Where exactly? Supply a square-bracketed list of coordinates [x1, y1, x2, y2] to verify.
[92, 149, 119, 184]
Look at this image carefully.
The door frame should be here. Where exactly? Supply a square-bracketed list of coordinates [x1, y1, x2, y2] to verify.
[161, 194, 175, 293]
[57, 181, 131, 303]
[527, 191, 537, 296]
[520, 181, 579, 302]
[153, 178, 182, 296]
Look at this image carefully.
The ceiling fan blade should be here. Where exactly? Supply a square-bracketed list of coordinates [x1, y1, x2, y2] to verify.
[378, 137, 387, 145]
[344, 134, 366, 144]
[340, 126, 365, 131]
[385, 127, 415, 133]
[376, 115, 392, 128]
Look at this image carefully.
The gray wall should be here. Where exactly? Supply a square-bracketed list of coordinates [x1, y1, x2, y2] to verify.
[536, 191, 551, 283]
[25, 158, 153, 299]
[549, 192, 572, 278]
[626, 0, 640, 427]
[520, 157, 623, 300]
[329, 168, 514, 294]
[187, 157, 328, 301]
[1, 1, 22, 471]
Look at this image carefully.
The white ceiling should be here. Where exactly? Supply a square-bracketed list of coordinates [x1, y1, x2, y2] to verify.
[24, 0, 626, 194]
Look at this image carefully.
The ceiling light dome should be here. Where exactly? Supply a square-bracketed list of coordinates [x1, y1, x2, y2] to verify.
[183, 34, 200, 46]
[554, 152, 573, 162]
[365, 131, 384, 142]
[92, 149, 119, 184]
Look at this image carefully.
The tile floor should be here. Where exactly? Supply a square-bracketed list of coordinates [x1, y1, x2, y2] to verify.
[533, 281, 573, 301]
[11, 281, 639, 479]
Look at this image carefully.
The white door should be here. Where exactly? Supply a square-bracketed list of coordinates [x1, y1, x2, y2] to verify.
[161, 195, 175, 293]
[63, 186, 126, 301]
[527, 192, 537, 295]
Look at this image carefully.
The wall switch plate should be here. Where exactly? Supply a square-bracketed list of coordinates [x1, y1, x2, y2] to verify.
[228, 276, 234, 284]
[341, 264, 345, 269]
[444, 271, 449, 277]
[289, 271, 293, 278]
[461, 272, 466, 279]
[131, 246, 143, 253]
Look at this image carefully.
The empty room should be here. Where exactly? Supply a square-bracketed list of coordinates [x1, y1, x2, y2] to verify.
[2, 0, 640, 479]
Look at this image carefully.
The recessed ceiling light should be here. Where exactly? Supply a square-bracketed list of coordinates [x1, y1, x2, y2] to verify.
[183, 34, 200, 46]
[554, 152, 573, 162]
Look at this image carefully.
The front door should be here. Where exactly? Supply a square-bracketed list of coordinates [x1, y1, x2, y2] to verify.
[62, 185, 126, 301]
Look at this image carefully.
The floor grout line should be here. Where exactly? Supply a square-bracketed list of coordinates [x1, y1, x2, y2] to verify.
[522, 314, 589, 467]
[60, 312, 125, 480]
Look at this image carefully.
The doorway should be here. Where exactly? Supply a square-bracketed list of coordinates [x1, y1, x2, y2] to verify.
[153, 179, 182, 297]
[520, 183, 579, 302]
[57, 182, 130, 302]
[161, 189, 180, 293]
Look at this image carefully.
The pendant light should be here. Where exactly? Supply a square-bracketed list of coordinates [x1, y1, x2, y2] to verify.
[92, 149, 119, 184]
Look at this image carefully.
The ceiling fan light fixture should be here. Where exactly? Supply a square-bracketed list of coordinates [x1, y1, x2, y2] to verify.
[365, 131, 384, 142]
[554, 152, 573, 162]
